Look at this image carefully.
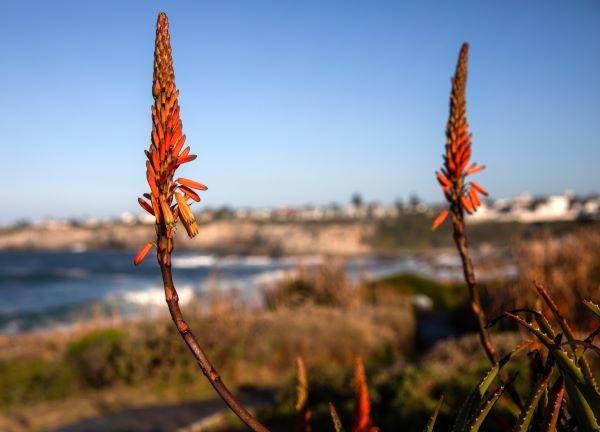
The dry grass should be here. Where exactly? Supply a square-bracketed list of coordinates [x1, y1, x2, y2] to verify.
[0, 300, 414, 431]
[488, 227, 600, 328]
[263, 259, 360, 310]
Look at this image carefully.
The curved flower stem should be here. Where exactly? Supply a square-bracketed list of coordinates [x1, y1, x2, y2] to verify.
[159, 252, 270, 432]
[450, 208, 524, 408]
[450, 208, 498, 364]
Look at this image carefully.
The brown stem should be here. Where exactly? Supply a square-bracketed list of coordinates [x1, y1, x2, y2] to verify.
[450, 207, 498, 364]
[159, 252, 270, 432]
[450, 207, 524, 408]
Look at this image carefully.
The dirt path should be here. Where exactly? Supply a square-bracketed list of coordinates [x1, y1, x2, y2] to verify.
[55, 392, 273, 432]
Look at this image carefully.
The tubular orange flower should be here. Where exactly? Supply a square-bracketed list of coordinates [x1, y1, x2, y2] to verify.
[172, 134, 186, 156]
[436, 171, 451, 188]
[461, 195, 474, 214]
[179, 185, 201, 202]
[470, 181, 488, 196]
[151, 196, 161, 224]
[159, 196, 175, 228]
[466, 164, 485, 175]
[178, 146, 190, 159]
[433, 42, 488, 229]
[175, 192, 198, 238]
[432, 209, 448, 230]
[147, 171, 159, 198]
[138, 197, 154, 215]
[177, 154, 197, 165]
[469, 188, 481, 208]
[177, 177, 208, 191]
[134, 242, 154, 265]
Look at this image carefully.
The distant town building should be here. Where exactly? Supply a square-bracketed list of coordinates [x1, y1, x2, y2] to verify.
[7, 191, 596, 230]
[469, 192, 599, 223]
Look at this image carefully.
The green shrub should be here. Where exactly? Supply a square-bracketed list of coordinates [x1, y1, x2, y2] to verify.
[374, 273, 468, 310]
[0, 358, 74, 408]
[65, 328, 129, 388]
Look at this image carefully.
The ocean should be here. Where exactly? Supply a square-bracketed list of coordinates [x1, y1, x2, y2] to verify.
[0, 250, 430, 333]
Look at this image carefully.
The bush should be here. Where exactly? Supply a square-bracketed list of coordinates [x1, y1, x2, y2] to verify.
[263, 260, 358, 309]
[372, 273, 468, 310]
[65, 328, 130, 388]
[0, 358, 74, 407]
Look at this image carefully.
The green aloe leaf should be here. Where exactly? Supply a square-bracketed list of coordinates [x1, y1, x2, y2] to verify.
[466, 385, 506, 432]
[583, 299, 600, 319]
[506, 311, 600, 418]
[452, 340, 531, 432]
[581, 359, 600, 397]
[514, 367, 554, 432]
[535, 290, 600, 407]
[564, 376, 600, 432]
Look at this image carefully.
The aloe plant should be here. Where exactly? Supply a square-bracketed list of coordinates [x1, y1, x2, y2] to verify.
[449, 340, 531, 432]
[490, 288, 600, 431]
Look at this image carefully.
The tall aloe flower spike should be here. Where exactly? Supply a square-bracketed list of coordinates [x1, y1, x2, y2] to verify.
[133, 13, 269, 432]
[133, 13, 206, 267]
[433, 43, 499, 367]
[433, 42, 487, 230]
[353, 357, 379, 432]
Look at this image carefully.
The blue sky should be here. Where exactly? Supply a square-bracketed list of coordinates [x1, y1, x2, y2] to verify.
[1, 1, 599, 223]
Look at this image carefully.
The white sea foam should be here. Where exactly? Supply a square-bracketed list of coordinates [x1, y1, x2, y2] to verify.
[172, 254, 324, 269]
[172, 254, 217, 268]
[121, 285, 194, 307]
[69, 244, 88, 253]
[250, 269, 293, 285]
[218, 255, 275, 267]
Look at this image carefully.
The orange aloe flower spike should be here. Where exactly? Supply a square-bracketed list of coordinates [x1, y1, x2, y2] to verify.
[437, 42, 482, 205]
[134, 242, 154, 265]
[132, 14, 273, 432]
[432, 44, 502, 371]
[294, 356, 311, 432]
[353, 357, 378, 432]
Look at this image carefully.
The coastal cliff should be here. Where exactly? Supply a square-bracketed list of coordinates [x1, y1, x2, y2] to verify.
[0, 220, 374, 256]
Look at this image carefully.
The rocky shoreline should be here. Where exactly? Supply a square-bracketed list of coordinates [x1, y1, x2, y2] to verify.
[0, 220, 374, 256]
